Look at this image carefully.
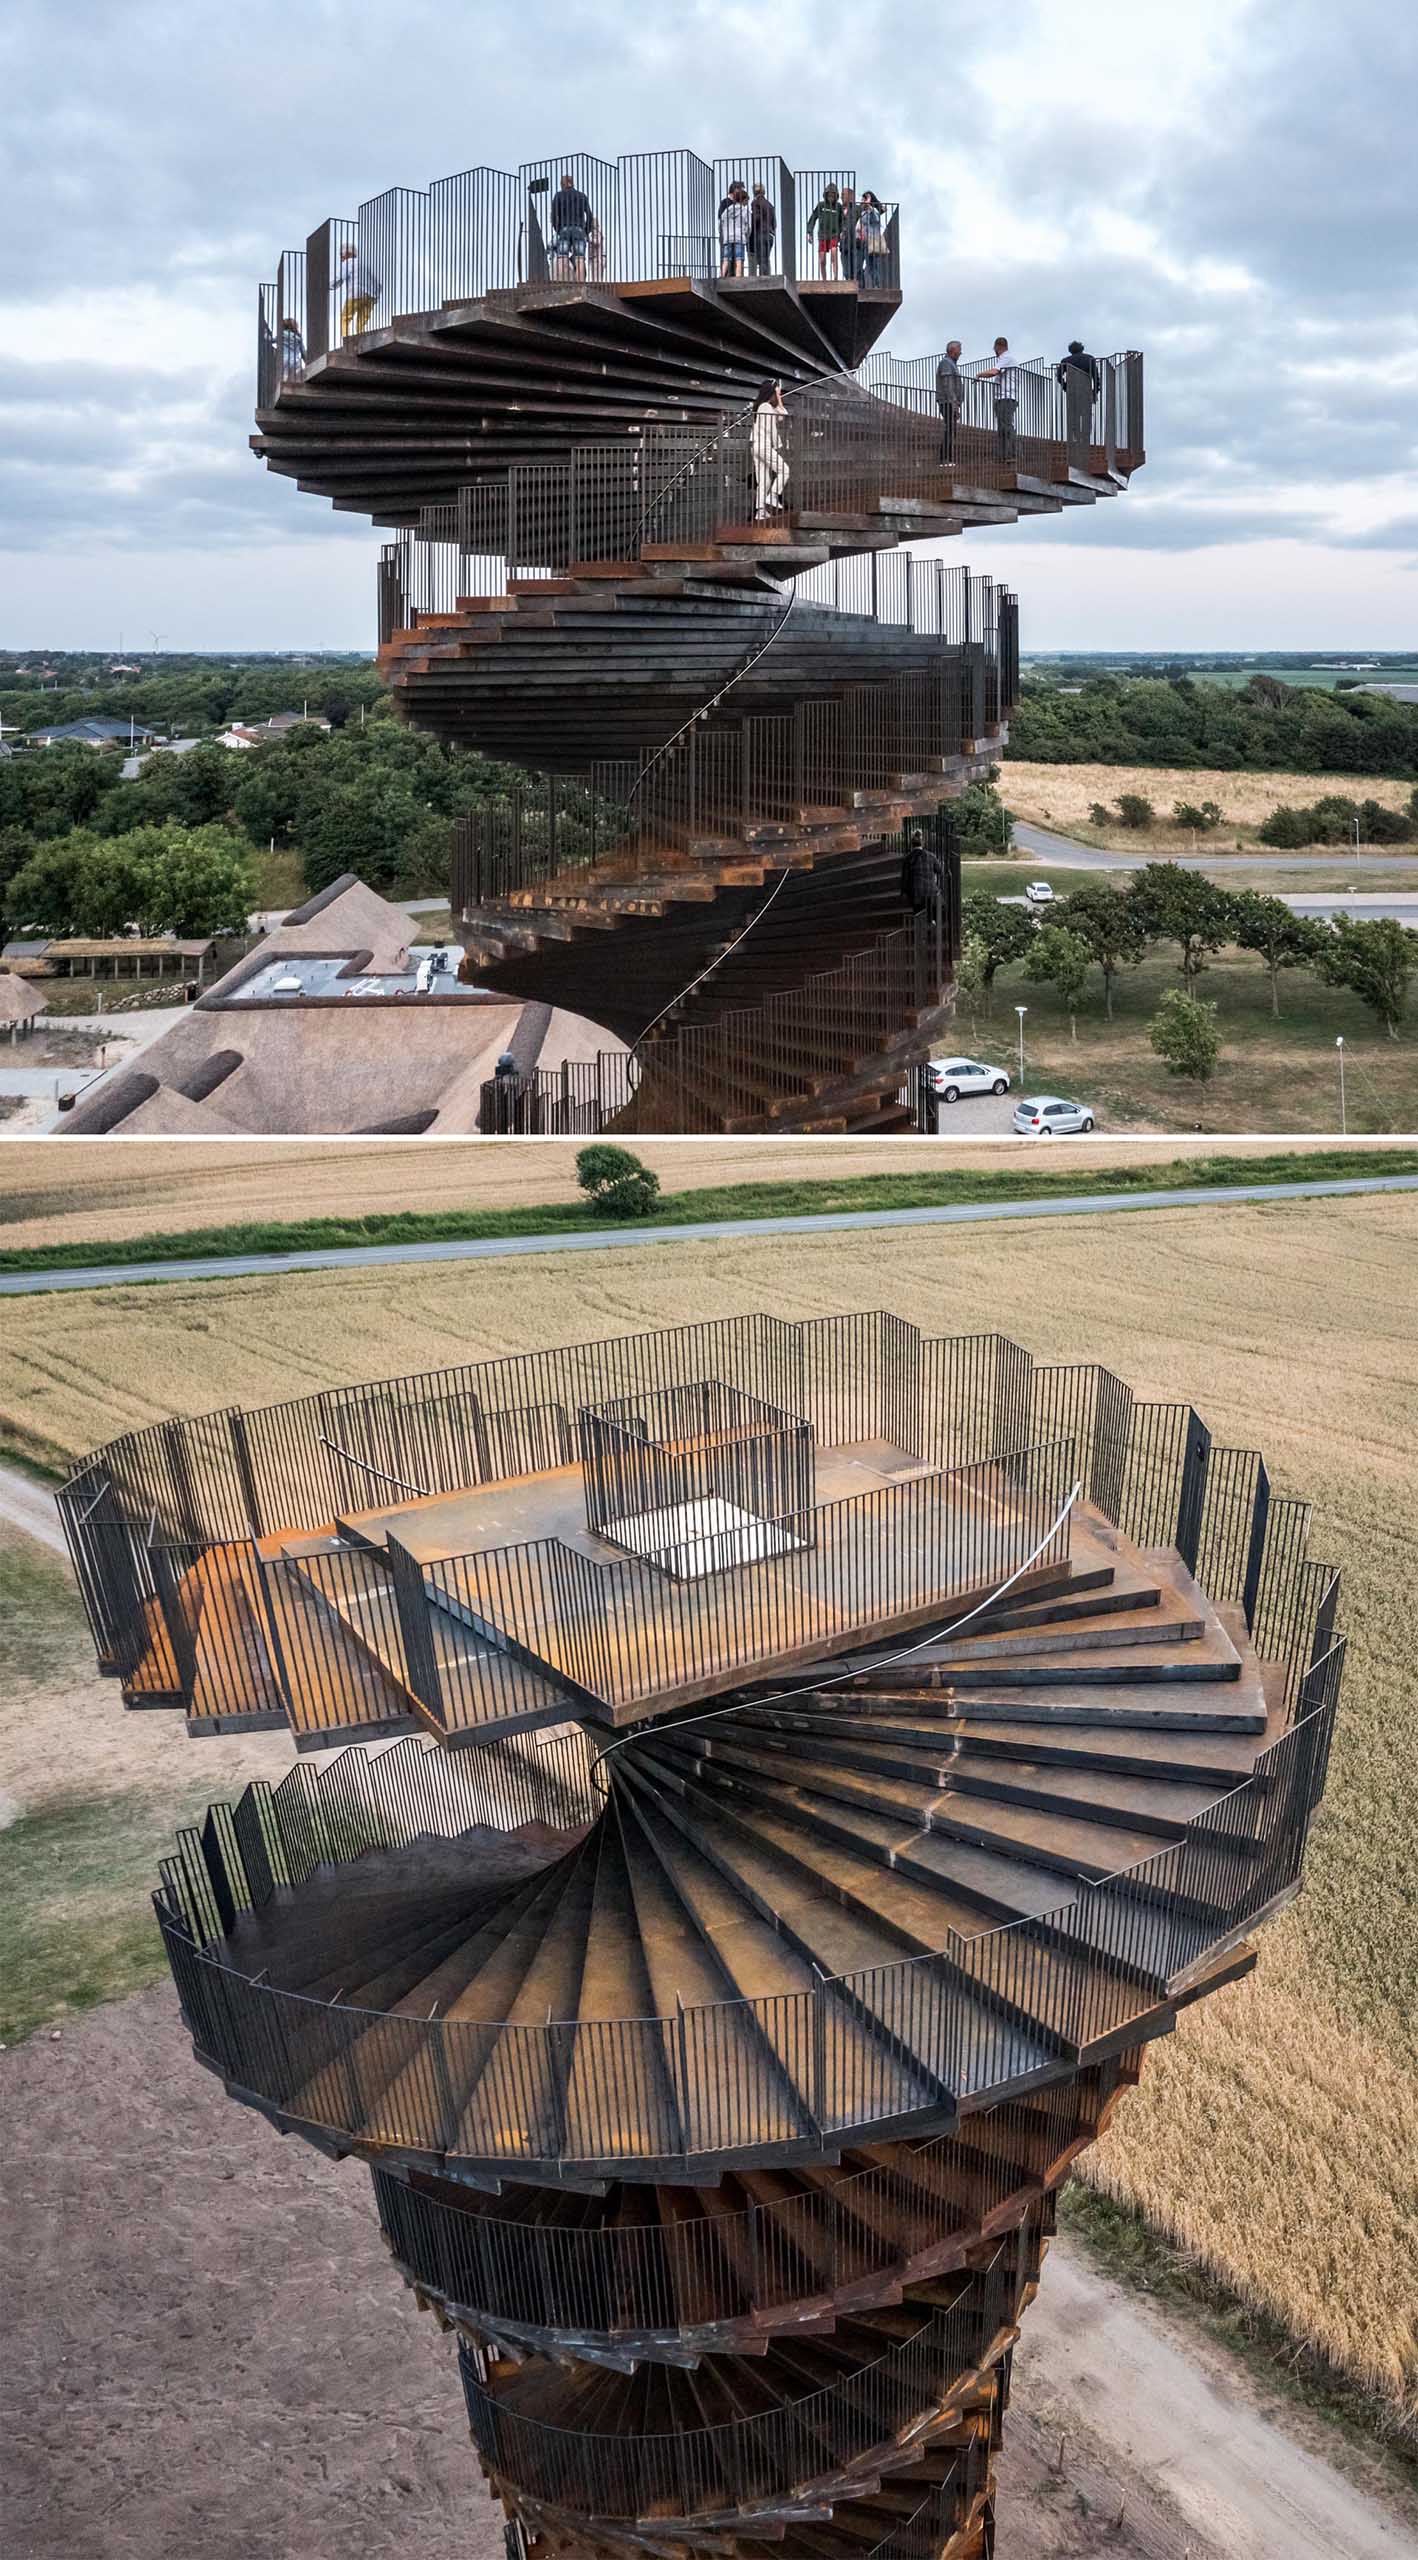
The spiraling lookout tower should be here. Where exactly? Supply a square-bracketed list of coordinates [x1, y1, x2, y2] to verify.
[64, 1313, 1338, 2560]
[254, 153, 1145, 1132]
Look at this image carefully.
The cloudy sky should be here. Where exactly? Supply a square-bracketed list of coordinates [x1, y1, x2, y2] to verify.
[3, 0, 1415, 653]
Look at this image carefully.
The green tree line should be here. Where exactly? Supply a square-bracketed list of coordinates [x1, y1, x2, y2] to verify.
[1008, 675, 1418, 778]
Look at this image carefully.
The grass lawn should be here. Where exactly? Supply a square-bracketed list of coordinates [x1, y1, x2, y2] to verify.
[957, 947, 1417, 1134]
[248, 843, 310, 909]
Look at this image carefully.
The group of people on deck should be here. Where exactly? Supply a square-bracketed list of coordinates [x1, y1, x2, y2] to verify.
[935, 339, 1103, 464]
[716, 180, 890, 283]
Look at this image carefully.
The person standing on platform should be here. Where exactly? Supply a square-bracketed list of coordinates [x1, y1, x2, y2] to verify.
[718, 182, 750, 278]
[806, 183, 847, 277]
[747, 183, 778, 276]
[935, 341, 964, 463]
[987, 336, 1019, 462]
[550, 173, 594, 279]
[1056, 339, 1101, 460]
[856, 193, 886, 287]
[337, 242, 379, 338]
[838, 185, 859, 281]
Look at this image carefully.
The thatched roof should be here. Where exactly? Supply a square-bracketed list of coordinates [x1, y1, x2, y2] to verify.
[0, 971, 45, 1026]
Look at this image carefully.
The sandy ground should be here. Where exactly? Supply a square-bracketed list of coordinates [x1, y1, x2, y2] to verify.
[3, 1984, 1413, 2560]
[0, 1132, 1405, 1253]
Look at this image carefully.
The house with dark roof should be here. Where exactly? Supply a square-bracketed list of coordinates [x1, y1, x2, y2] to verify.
[28, 716, 161, 748]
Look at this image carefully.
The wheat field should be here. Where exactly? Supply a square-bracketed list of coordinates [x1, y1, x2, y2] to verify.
[1004, 760, 1418, 846]
[2, 1190, 1414, 2416]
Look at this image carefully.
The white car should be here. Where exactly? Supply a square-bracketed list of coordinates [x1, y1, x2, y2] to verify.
[924, 1056, 1011, 1103]
[1024, 880, 1056, 908]
[1014, 1094, 1096, 1135]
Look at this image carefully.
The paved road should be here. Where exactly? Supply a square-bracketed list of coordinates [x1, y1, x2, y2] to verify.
[3, 1172, 1414, 1296]
[0, 1459, 67, 1555]
[1011, 821, 1418, 917]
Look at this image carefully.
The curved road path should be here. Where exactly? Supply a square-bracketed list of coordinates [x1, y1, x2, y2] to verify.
[1010, 821, 1418, 921]
[2, 1172, 1415, 1296]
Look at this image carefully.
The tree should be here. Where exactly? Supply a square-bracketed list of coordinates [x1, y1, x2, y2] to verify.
[1126, 863, 1236, 988]
[1314, 917, 1416, 1040]
[960, 892, 1036, 1012]
[2, 822, 253, 939]
[3, 840, 84, 932]
[575, 1145, 661, 1219]
[1150, 990, 1222, 1082]
[1173, 798, 1223, 831]
[1114, 793, 1155, 828]
[954, 932, 989, 1023]
[953, 779, 1013, 857]
[1059, 882, 1147, 1019]
[1256, 802, 1313, 849]
[1023, 924, 1091, 1039]
[1230, 891, 1324, 1017]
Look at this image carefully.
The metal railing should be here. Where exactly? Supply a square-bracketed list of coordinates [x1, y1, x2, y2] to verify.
[151, 1656, 1339, 2175]
[258, 150, 902, 403]
[857, 346, 1145, 484]
[455, 2244, 1018, 2519]
[62, 1318, 1342, 1727]
[371, 2068, 1114, 2349]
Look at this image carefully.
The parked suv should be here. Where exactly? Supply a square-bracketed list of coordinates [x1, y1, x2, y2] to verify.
[1013, 1094, 1096, 1135]
[923, 1056, 1011, 1103]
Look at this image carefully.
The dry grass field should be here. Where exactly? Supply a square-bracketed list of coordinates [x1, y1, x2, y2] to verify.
[1004, 761, 1418, 855]
[0, 1134, 1329, 1253]
[2, 1191, 1414, 2422]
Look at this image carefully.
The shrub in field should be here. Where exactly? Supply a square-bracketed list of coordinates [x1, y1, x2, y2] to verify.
[1173, 798, 1223, 831]
[575, 1145, 661, 1218]
[1115, 792, 1155, 828]
[1149, 989, 1222, 1081]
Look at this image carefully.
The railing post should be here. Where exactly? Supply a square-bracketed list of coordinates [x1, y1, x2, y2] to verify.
[1175, 1412, 1211, 1574]
[1241, 1459, 1270, 1633]
[810, 1965, 829, 2134]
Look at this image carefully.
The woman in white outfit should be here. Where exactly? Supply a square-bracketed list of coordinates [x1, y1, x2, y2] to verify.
[751, 380, 789, 520]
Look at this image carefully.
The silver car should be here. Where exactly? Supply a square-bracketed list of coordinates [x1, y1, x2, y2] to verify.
[1013, 1094, 1096, 1136]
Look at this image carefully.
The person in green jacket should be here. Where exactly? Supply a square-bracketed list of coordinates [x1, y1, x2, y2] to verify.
[806, 183, 847, 279]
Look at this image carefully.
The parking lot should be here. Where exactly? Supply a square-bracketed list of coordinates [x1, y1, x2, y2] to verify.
[920, 1087, 1021, 1136]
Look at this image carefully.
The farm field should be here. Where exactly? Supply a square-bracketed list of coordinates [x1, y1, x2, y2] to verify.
[1, 1188, 1414, 2427]
[0, 1133, 1343, 1255]
[1001, 761, 1418, 857]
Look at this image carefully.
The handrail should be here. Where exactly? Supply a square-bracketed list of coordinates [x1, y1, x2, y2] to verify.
[316, 1436, 432, 1502]
[370, 2072, 1102, 2344]
[455, 2249, 1015, 2518]
[153, 1679, 1339, 2172]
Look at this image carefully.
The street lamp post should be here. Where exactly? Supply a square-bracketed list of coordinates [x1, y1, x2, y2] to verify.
[1336, 1036, 1346, 1135]
[1015, 1004, 1028, 1087]
[1351, 816, 1361, 865]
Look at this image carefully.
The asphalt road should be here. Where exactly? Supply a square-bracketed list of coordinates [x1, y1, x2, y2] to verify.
[1010, 820, 1418, 919]
[2, 1172, 1414, 1295]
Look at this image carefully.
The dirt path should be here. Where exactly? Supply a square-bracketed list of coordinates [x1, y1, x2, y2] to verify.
[2, 1986, 1411, 2560]
[0, 1459, 66, 1556]
[1012, 2245, 1415, 2558]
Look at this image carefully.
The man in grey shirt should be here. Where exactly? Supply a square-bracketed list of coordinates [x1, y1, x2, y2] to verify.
[935, 342, 963, 464]
[986, 336, 1018, 463]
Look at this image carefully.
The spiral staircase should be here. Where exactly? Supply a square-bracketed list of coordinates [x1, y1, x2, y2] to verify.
[63, 1314, 1340, 2560]
[252, 150, 1144, 1131]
